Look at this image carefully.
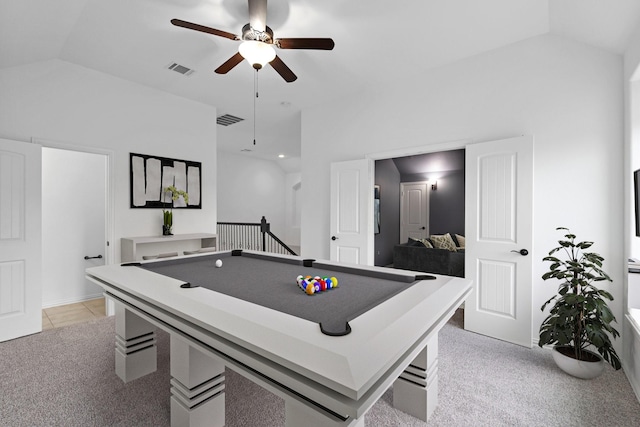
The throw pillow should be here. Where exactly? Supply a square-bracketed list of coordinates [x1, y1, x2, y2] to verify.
[455, 234, 465, 249]
[406, 238, 425, 247]
[418, 238, 434, 248]
[430, 233, 457, 251]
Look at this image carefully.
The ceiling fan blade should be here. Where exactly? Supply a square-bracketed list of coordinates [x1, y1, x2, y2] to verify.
[275, 38, 335, 50]
[171, 19, 239, 41]
[269, 55, 297, 82]
[248, 0, 267, 32]
[215, 52, 245, 74]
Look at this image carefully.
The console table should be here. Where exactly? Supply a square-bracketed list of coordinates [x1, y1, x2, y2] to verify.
[121, 233, 217, 262]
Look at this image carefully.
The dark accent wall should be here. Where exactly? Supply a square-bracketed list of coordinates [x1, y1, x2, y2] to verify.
[428, 169, 465, 235]
[374, 159, 401, 266]
[395, 150, 465, 236]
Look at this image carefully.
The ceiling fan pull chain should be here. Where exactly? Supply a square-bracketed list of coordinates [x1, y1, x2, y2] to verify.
[253, 69, 258, 145]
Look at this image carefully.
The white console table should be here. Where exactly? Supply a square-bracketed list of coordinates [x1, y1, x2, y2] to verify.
[121, 233, 217, 262]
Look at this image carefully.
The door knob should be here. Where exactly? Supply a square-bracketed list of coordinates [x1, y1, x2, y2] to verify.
[511, 249, 529, 256]
[420, 227, 426, 230]
[331, 236, 338, 241]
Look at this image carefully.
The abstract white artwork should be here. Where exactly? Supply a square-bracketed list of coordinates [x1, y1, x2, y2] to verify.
[130, 153, 201, 209]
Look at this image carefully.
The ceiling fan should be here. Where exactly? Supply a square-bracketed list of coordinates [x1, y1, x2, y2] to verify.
[171, 0, 335, 82]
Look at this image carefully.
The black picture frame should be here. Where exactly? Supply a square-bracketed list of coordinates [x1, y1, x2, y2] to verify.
[374, 185, 380, 234]
[130, 152, 202, 209]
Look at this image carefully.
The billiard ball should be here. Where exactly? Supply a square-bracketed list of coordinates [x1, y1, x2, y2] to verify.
[305, 283, 315, 295]
[215, 259, 223, 268]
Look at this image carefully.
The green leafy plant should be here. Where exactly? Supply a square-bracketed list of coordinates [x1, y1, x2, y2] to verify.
[162, 186, 188, 232]
[163, 185, 189, 205]
[539, 227, 621, 370]
[163, 210, 172, 227]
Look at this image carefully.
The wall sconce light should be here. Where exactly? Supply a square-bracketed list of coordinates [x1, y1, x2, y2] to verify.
[431, 180, 438, 191]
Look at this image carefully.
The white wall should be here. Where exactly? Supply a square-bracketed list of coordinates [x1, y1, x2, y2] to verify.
[285, 172, 302, 249]
[0, 59, 217, 262]
[217, 150, 289, 242]
[301, 34, 624, 346]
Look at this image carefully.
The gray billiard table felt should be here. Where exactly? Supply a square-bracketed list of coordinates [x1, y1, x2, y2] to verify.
[139, 252, 422, 336]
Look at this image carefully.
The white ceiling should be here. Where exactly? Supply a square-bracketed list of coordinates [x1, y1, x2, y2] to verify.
[2, 0, 639, 170]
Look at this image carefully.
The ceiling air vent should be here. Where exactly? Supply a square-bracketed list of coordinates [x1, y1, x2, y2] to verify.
[217, 114, 244, 126]
[167, 62, 195, 76]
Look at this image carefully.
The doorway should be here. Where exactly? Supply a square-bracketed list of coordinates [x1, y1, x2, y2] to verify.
[41, 145, 112, 308]
[366, 137, 533, 346]
[373, 149, 466, 267]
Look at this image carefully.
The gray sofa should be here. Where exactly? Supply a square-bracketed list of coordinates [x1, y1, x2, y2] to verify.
[393, 239, 465, 277]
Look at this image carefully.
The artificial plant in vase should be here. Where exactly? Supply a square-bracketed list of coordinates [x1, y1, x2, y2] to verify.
[539, 227, 621, 377]
[162, 185, 189, 236]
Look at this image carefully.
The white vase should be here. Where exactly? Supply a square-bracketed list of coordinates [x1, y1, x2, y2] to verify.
[551, 346, 604, 379]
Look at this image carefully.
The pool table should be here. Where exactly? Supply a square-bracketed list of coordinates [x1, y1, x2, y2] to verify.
[86, 250, 472, 427]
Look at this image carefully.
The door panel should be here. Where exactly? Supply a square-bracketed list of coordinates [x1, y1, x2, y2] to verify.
[401, 183, 429, 242]
[330, 159, 374, 265]
[464, 136, 533, 347]
[0, 138, 42, 342]
[478, 259, 516, 318]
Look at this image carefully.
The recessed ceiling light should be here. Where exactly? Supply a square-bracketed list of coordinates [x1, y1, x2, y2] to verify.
[278, 154, 285, 158]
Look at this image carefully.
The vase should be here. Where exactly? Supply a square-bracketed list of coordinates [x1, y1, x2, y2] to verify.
[162, 225, 173, 236]
[551, 346, 604, 379]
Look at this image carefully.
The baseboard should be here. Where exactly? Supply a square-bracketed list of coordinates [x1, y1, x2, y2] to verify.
[42, 292, 104, 309]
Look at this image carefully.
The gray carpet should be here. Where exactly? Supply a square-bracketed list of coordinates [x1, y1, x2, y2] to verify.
[1, 311, 639, 426]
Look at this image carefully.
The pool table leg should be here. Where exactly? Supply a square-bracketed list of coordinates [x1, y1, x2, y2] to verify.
[285, 399, 364, 427]
[169, 334, 226, 427]
[114, 302, 157, 382]
[393, 334, 439, 421]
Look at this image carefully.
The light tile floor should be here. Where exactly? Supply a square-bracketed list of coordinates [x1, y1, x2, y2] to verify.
[42, 297, 106, 330]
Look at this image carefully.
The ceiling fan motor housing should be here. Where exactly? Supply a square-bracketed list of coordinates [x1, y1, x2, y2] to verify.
[241, 24, 274, 44]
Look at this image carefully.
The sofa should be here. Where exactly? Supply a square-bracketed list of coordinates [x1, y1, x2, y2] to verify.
[393, 234, 465, 277]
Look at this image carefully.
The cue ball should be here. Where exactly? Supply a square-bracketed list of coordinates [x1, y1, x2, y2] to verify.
[215, 259, 223, 268]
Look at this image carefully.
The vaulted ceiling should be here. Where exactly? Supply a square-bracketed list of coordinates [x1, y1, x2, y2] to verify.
[2, 0, 639, 168]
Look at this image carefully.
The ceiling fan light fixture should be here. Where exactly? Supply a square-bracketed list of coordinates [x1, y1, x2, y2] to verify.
[239, 40, 276, 69]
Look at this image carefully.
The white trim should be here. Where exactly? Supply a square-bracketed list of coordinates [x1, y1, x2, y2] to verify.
[31, 137, 115, 266]
[365, 139, 471, 161]
[42, 292, 105, 309]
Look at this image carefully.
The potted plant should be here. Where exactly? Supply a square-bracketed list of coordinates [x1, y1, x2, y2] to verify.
[539, 227, 621, 379]
[162, 185, 189, 236]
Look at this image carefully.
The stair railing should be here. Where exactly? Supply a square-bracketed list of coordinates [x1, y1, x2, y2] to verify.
[217, 216, 297, 256]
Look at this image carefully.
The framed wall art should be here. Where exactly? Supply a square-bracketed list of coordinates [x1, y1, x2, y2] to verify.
[130, 152, 202, 209]
[374, 185, 381, 234]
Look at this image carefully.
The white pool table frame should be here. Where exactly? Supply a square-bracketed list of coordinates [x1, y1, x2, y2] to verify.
[86, 250, 472, 426]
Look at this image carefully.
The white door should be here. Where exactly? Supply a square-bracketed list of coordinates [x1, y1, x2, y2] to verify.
[0, 138, 42, 342]
[330, 159, 374, 265]
[42, 148, 106, 306]
[400, 182, 429, 242]
[464, 135, 533, 347]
